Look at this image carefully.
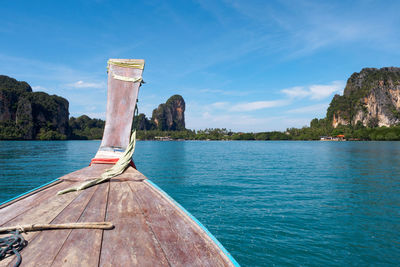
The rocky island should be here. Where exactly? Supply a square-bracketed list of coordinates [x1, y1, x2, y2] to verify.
[328, 67, 400, 128]
[1, 67, 400, 141]
[0, 74, 187, 140]
[287, 67, 400, 140]
[0, 75, 69, 140]
[134, 94, 186, 131]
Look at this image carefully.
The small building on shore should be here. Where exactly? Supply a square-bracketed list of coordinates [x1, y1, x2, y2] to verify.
[336, 134, 345, 141]
[320, 135, 346, 141]
[155, 136, 172, 141]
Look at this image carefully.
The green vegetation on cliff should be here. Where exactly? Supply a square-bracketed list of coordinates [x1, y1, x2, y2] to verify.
[69, 115, 105, 140]
[327, 67, 400, 126]
[135, 128, 290, 141]
[0, 75, 69, 140]
[0, 75, 32, 94]
[3, 68, 400, 141]
[282, 67, 400, 141]
[286, 121, 400, 141]
[135, 94, 186, 131]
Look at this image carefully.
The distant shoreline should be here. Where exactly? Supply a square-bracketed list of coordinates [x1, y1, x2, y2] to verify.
[1, 139, 398, 142]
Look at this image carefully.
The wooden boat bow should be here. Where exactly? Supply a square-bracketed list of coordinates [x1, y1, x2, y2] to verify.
[0, 59, 239, 267]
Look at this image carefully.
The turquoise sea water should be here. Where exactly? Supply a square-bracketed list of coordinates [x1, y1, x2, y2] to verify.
[1, 140, 399, 266]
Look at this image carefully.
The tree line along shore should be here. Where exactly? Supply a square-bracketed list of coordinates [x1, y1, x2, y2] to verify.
[2, 66, 400, 141]
[134, 125, 400, 141]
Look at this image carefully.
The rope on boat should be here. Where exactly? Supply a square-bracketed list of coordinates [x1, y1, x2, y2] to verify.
[107, 59, 144, 70]
[57, 79, 141, 195]
[57, 129, 137, 195]
[107, 59, 145, 85]
[0, 222, 114, 233]
[111, 73, 142, 83]
[0, 230, 26, 267]
[0, 222, 114, 267]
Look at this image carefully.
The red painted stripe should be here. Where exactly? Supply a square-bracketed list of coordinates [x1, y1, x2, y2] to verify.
[90, 158, 136, 169]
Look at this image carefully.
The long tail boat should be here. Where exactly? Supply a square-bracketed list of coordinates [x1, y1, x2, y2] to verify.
[0, 59, 239, 266]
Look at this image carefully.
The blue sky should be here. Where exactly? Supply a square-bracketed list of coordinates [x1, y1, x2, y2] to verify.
[1, 0, 399, 131]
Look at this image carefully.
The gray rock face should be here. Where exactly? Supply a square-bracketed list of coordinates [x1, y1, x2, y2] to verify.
[134, 113, 152, 131]
[0, 75, 70, 139]
[328, 67, 400, 128]
[151, 95, 185, 131]
[16, 97, 34, 139]
[0, 75, 32, 122]
[0, 90, 14, 121]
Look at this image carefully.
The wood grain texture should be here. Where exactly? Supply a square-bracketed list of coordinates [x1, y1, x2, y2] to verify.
[109, 166, 147, 182]
[0, 181, 80, 267]
[100, 181, 168, 267]
[59, 165, 145, 182]
[6, 186, 98, 267]
[0, 180, 62, 209]
[50, 182, 109, 267]
[131, 181, 232, 267]
[100, 62, 143, 150]
[0, 181, 73, 226]
[59, 164, 110, 181]
[0, 168, 235, 267]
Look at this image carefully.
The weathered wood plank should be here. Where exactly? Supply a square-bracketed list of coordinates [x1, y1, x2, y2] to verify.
[113, 166, 147, 181]
[5, 186, 98, 267]
[0, 181, 74, 226]
[131, 181, 230, 267]
[0, 182, 81, 266]
[100, 59, 143, 150]
[0, 169, 234, 266]
[59, 164, 110, 181]
[1, 185, 79, 227]
[50, 182, 110, 266]
[0, 179, 62, 209]
[99, 181, 168, 267]
[59, 165, 145, 182]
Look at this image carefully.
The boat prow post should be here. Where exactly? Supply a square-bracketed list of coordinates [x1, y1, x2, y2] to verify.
[93, 59, 145, 165]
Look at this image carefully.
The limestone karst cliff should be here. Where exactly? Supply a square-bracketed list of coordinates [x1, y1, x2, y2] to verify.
[134, 94, 186, 131]
[0, 74, 187, 139]
[152, 95, 185, 131]
[0, 75, 70, 139]
[327, 67, 400, 128]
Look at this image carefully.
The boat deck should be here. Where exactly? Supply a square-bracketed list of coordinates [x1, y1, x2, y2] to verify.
[0, 165, 235, 266]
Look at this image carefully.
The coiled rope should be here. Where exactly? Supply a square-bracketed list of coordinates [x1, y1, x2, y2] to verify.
[0, 230, 27, 267]
[0, 222, 114, 266]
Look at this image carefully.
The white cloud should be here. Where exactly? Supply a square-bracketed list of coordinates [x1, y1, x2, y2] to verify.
[309, 81, 345, 99]
[286, 103, 329, 114]
[32, 85, 48, 91]
[85, 112, 106, 119]
[224, 1, 400, 58]
[0, 53, 88, 83]
[186, 110, 282, 131]
[229, 100, 289, 112]
[282, 81, 344, 100]
[281, 86, 309, 98]
[210, 102, 229, 109]
[199, 88, 248, 96]
[185, 100, 326, 131]
[186, 109, 315, 132]
[191, 100, 288, 113]
[67, 80, 104, 89]
[199, 88, 225, 94]
[70, 111, 105, 119]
